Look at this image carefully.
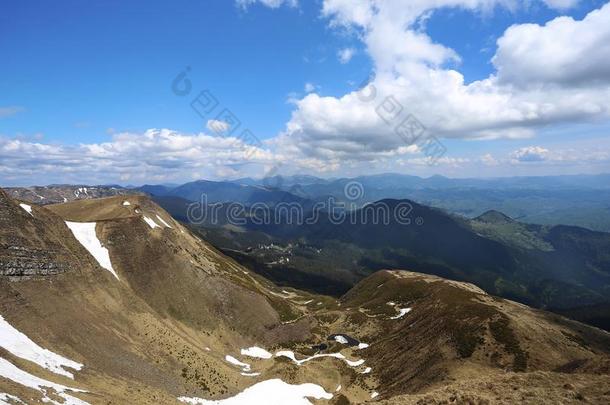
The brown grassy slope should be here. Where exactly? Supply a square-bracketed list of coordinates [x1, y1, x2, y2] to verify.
[0, 191, 313, 403]
[2, 190, 610, 404]
[339, 270, 610, 401]
[46, 194, 313, 345]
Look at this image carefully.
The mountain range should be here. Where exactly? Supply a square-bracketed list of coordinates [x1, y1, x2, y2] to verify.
[1, 188, 610, 404]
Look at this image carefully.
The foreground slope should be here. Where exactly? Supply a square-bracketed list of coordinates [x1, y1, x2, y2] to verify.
[1, 190, 609, 404]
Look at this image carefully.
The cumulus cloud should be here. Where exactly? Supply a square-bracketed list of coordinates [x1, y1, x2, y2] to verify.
[494, 3, 610, 86]
[511, 146, 549, 162]
[509, 145, 610, 165]
[0, 106, 25, 118]
[271, 0, 610, 167]
[480, 153, 499, 166]
[338, 47, 356, 64]
[0, 129, 278, 185]
[206, 119, 231, 134]
[304, 82, 317, 93]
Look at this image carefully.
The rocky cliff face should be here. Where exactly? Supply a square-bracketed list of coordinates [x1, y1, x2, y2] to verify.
[0, 189, 73, 277]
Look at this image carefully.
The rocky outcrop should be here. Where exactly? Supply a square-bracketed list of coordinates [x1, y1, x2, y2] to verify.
[0, 189, 72, 278]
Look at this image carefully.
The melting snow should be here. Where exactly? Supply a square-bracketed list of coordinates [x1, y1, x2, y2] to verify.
[241, 347, 273, 359]
[65, 222, 119, 280]
[143, 216, 159, 229]
[225, 355, 251, 372]
[275, 351, 364, 368]
[0, 392, 24, 404]
[335, 385, 341, 392]
[19, 204, 33, 216]
[178, 379, 332, 405]
[333, 336, 348, 345]
[0, 358, 88, 405]
[156, 215, 173, 228]
[357, 343, 369, 350]
[0, 315, 83, 379]
[240, 372, 261, 377]
[371, 391, 379, 399]
[362, 367, 372, 374]
[122, 201, 131, 206]
[390, 308, 412, 320]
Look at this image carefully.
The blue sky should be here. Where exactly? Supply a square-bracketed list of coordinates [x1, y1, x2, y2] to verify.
[1, 0, 610, 185]
[1, 0, 364, 141]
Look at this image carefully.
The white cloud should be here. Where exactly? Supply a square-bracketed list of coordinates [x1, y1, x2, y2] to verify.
[0, 106, 25, 118]
[206, 119, 231, 134]
[0, 129, 277, 185]
[338, 47, 356, 64]
[304, 82, 317, 93]
[480, 153, 499, 166]
[493, 3, 610, 87]
[509, 145, 610, 164]
[510, 146, 549, 162]
[269, 1, 610, 167]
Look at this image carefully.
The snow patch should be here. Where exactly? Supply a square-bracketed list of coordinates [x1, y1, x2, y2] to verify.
[65, 222, 119, 280]
[0, 392, 24, 404]
[275, 351, 364, 368]
[143, 216, 159, 229]
[390, 307, 412, 320]
[0, 315, 83, 379]
[178, 379, 332, 404]
[333, 336, 348, 345]
[241, 347, 273, 359]
[122, 201, 131, 206]
[156, 215, 173, 228]
[240, 372, 261, 377]
[371, 391, 379, 399]
[357, 343, 369, 350]
[0, 358, 88, 405]
[362, 367, 372, 374]
[335, 385, 341, 392]
[19, 204, 33, 216]
[225, 355, 251, 372]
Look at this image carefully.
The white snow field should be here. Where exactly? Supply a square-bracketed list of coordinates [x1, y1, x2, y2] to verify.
[19, 203, 33, 216]
[143, 216, 160, 229]
[178, 379, 332, 405]
[0, 392, 24, 404]
[0, 314, 84, 379]
[275, 350, 365, 368]
[390, 307, 412, 319]
[225, 355, 251, 372]
[156, 214, 173, 228]
[240, 347, 273, 359]
[333, 336, 348, 344]
[65, 221, 119, 280]
[0, 358, 88, 405]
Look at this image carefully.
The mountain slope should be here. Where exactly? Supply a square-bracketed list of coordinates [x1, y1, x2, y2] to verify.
[1, 189, 609, 404]
[200, 198, 610, 315]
